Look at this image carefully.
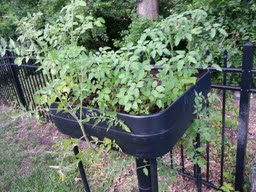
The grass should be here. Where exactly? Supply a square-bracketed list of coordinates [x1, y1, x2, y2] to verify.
[0, 105, 138, 192]
[0, 107, 84, 192]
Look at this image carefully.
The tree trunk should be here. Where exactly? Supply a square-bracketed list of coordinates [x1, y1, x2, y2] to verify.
[136, 0, 159, 20]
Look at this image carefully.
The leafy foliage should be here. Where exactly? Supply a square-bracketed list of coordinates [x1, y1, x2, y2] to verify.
[86, 0, 136, 48]
[169, 0, 256, 68]
[0, 9, 227, 115]
[180, 92, 218, 168]
[0, 0, 135, 49]
[187, 0, 255, 43]
[114, 17, 156, 48]
[0, 0, 36, 38]
[0, 0, 70, 39]
[0, 7, 228, 160]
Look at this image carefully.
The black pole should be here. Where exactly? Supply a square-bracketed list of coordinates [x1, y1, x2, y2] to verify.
[150, 159, 158, 192]
[73, 145, 91, 192]
[6, 51, 27, 109]
[235, 43, 254, 191]
[135, 158, 158, 192]
[195, 133, 202, 192]
[220, 50, 228, 186]
[136, 158, 152, 192]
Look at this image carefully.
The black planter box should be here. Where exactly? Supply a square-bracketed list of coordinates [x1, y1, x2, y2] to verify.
[50, 70, 211, 159]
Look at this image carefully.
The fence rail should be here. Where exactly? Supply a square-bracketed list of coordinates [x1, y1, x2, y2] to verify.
[0, 43, 255, 192]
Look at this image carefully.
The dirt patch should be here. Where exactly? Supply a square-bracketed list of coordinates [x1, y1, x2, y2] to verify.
[18, 159, 33, 175]
[3, 113, 66, 154]
[0, 104, 67, 177]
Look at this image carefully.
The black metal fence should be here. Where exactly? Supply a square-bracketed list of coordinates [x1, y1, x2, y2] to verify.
[0, 51, 51, 120]
[174, 43, 256, 192]
[0, 43, 255, 191]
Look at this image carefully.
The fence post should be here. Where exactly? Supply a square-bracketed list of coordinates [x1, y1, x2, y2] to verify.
[6, 51, 27, 109]
[235, 43, 254, 191]
[195, 133, 202, 192]
[73, 145, 91, 192]
[136, 158, 152, 192]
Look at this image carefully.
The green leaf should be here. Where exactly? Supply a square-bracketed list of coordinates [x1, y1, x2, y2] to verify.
[134, 88, 140, 98]
[151, 50, 156, 58]
[137, 81, 144, 88]
[196, 147, 204, 153]
[218, 28, 228, 37]
[86, 22, 93, 29]
[0, 37, 7, 50]
[93, 119, 101, 127]
[94, 20, 103, 27]
[124, 102, 132, 112]
[177, 60, 185, 71]
[85, 16, 94, 20]
[197, 159, 205, 168]
[130, 55, 139, 62]
[119, 73, 125, 79]
[51, 68, 57, 75]
[120, 122, 131, 133]
[98, 17, 105, 24]
[140, 34, 147, 42]
[176, 51, 186, 55]
[152, 90, 159, 98]
[210, 29, 216, 38]
[49, 94, 57, 104]
[143, 167, 149, 176]
[186, 33, 192, 41]
[40, 95, 48, 104]
[34, 95, 41, 104]
[156, 100, 163, 108]
[152, 81, 158, 88]
[9, 38, 15, 48]
[15, 57, 23, 65]
[63, 86, 71, 93]
[156, 85, 165, 92]
[75, 15, 84, 21]
[157, 49, 163, 56]
[191, 27, 202, 34]
[205, 54, 212, 63]
[188, 56, 197, 64]
[163, 48, 171, 55]
[132, 102, 138, 110]
[212, 64, 222, 71]
[78, 1, 87, 6]
[174, 36, 181, 46]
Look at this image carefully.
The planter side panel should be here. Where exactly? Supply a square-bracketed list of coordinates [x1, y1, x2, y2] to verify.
[51, 70, 211, 158]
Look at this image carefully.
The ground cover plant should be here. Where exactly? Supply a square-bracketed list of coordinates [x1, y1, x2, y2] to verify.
[0, 105, 84, 192]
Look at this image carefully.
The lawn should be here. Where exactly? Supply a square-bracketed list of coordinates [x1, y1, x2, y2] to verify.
[0, 104, 137, 192]
[0, 105, 84, 192]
